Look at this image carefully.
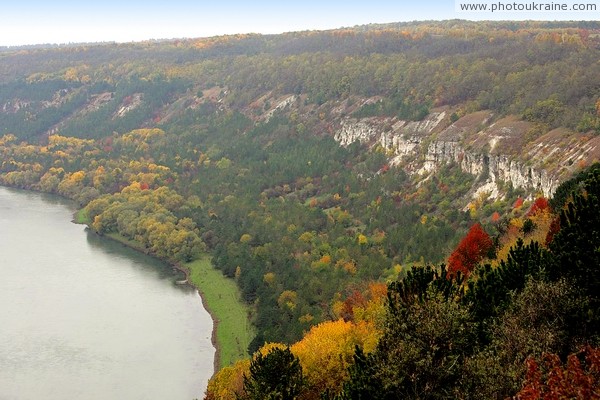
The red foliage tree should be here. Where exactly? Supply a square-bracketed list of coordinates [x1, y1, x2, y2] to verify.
[513, 197, 525, 209]
[515, 346, 600, 399]
[340, 290, 366, 321]
[526, 197, 550, 217]
[544, 216, 561, 247]
[447, 223, 493, 278]
[514, 197, 525, 209]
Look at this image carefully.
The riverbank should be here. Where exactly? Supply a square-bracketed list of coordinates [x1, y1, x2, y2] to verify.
[185, 256, 255, 370]
[0, 186, 215, 400]
[25, 190, 253, 372]
[92, 228, 254, 371]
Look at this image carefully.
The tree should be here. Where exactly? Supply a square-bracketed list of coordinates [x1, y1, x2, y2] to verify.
[360, 288, 476, 399]
[291, 319, 380, 398]
[466, 278, 589, 399]
[549, 166, 600, 296]
[526, 197, 550, 217]
[547, 165, 600, 337]
[466, 239, 552, 325]
[447, 223, 493, 278]
[205, 359, 250, 400]
[515, 346, 600, 400]
[336, 346, 386, 400]
[242, 346, 304, 400]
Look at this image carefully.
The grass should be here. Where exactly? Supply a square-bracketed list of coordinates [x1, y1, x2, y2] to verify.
[74, 208, 90, 224]
[186, 255, 255, 369]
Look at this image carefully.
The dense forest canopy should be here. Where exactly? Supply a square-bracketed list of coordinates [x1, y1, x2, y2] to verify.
[0, 20, 599, 399]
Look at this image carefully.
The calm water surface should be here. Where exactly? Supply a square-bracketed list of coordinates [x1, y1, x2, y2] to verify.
[0, 187, 214, 399]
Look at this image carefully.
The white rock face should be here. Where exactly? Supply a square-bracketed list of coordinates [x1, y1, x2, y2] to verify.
[265, 95, 297, 122]
[418, 138, 558, 197]
[334, 120, 380, 146]
[333, 114, 560, 199]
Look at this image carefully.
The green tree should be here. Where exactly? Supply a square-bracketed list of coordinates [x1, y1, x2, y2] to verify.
[335, 346, 387, 400]
[465, 239, 552, 327]
[242, 347, 305, 400]
[338, 268, 473, 400]
[465, 278, 589, 399]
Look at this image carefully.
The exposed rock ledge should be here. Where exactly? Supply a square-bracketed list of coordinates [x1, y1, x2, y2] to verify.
[334, 110, 600, 200]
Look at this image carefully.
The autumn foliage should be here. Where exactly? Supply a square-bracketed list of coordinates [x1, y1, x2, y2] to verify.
[514, 197, 525, 209]
[515, 347, 600, 400]
[447, 223, 493, 278]
[526, 197, 550, 217]
[545, 216, 561, 246]
[491, 211, 501, 223]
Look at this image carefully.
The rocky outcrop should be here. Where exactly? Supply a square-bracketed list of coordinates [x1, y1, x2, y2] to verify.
[334, 119, 381, 146]
[113, 93, 143, 119]
[264, 95, 297, 122]
[333, 110, 598, 200]
[422, 139, 558, 198]
[335, 112, 448, 160]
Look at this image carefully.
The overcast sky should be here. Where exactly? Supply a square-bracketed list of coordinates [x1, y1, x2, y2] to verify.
[1, 0, 598, 46]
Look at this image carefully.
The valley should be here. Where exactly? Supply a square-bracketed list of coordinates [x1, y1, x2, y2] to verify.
[0, 20, 599, 399]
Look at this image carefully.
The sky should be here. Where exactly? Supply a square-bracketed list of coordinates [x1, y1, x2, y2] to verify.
[1, 0, 599, 47]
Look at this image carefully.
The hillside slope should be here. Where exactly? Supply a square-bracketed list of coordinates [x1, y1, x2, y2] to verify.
[1, 20, 599, 359]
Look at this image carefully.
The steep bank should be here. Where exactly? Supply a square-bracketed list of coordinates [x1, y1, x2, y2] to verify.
[332, 109, 600, 206]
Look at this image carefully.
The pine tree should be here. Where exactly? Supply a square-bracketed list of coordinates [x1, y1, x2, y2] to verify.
[242, 347, 304, 400]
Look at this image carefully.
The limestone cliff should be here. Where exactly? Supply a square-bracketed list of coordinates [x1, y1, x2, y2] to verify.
[333, 109, 600, 202]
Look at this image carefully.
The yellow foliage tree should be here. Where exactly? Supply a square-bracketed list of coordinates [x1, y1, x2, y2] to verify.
[206, 341, 291, 400]
[290, 319, 380, 397]
[357, 234, 368, 245]
[298, 231, 315, 243]
[278, 290, 298, 311]
[263, 272, 276, 286]
[70, 170, 86, 183]
[495, 209, 554, 264]
[319, 254, 332, 265]
[205, 359, 250, 400]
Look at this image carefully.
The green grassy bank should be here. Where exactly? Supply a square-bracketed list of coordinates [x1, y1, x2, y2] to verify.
[185, 256, 255, 369]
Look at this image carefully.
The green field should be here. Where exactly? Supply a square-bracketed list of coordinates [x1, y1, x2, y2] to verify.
[185, 256, 255, 369]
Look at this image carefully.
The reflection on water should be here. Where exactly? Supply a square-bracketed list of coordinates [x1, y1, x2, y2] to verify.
[0, 187, 214, 400]
[84, 231, 194, 290]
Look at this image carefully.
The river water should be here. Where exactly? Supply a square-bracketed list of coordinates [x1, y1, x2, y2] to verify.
[0, 187, 214, 399]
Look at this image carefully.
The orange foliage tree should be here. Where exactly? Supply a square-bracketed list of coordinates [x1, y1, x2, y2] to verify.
[447, 223, 493, 278]
[514, 197, 525, 209]
[491, 211, 501, 223]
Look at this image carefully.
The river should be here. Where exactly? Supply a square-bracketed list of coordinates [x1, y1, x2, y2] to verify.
[0, 186, 214, 399]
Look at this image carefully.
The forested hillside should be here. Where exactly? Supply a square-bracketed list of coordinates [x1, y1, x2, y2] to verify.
[1, 20, 599, 399]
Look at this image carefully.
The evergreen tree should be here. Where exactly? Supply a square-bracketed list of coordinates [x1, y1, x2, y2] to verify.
[465, 239, 552, 327]
[336, 346, 387, 400]
[548, 165, 600, 338]
[242, 347, 304, 400]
